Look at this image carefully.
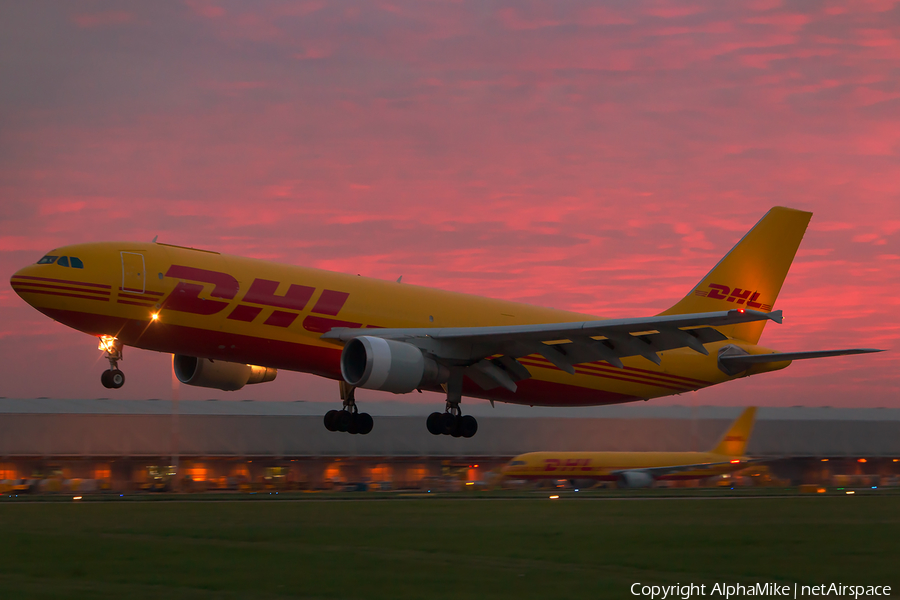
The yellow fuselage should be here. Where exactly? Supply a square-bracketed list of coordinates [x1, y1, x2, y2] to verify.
[10, 242, 787, 406]
[503, 451, 746, 481]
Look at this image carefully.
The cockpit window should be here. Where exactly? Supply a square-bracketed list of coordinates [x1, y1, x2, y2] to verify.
[37, 256, 58, 265]
[57, 256, 70, 267]
[509, 460, 526, 466]
[70, 257, 84, 269]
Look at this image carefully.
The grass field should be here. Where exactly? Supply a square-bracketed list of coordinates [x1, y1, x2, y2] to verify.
[0, 494, 896, 599]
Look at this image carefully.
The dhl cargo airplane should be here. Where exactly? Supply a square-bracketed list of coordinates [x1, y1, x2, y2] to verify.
[10, 207, 881, 438]
[502, 407, 758, 488]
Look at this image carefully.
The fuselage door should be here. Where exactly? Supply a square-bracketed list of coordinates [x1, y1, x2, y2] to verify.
[121, 252, 145, 293]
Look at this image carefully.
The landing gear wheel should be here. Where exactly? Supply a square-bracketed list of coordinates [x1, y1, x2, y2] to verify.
[325, 382, 375, 434]
[441, 412, 457, 436]
[459, 415, 478, 438]
[426, 412, 444, 435]
[357, 413, 374, 435]
[109, 369, 125, 389]
[335, 410, 352, 432]
[100, 370, 114, 389]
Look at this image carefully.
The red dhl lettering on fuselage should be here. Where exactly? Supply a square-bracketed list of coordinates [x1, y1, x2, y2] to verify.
[161, 265, 363, 333]
[543, 458, 593, 473]
[694, 283, 773, 311]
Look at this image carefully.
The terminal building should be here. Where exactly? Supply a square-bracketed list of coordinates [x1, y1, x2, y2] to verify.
[0, 398, 898, 491]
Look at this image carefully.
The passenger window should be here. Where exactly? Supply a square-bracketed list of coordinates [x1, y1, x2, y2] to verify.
[70, 257, 84, 269]
[58, 256, 70, 267]
[37, 256, 58, 265]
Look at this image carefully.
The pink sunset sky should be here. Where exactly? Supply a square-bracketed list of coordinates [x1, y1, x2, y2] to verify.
[0, 0, 897, 408]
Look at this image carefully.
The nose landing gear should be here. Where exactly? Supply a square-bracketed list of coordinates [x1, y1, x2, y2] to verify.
[324, 381, 373, 435]
[98, 335, 125, 389]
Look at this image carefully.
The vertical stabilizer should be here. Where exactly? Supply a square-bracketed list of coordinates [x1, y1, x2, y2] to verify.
[659, 207, 811, 344]
[710, 407, 757, 457]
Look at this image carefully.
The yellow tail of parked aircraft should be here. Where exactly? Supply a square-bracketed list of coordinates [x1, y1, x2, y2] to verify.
[11, 207, 881, 438]
[502, 407, 759, 487]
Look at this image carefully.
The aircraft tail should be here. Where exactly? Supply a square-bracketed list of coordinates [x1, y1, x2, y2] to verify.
[709, 407, 757, 457]
[659, 206, 811, 344]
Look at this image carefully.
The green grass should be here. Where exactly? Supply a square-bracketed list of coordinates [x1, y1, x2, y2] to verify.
[0, 495, 896, 599]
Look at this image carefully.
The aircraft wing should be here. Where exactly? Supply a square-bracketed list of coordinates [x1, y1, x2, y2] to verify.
[719, 348, 883, 372]
[321, 309, 781, 392]
[611, 459, 761, 479]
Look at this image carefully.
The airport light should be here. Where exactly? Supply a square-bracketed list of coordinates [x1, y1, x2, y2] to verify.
[858, 458, 867, 463]
[549, 495, 560, 500]
[846, 491, 855, 495]
[73, 496, 82, 501]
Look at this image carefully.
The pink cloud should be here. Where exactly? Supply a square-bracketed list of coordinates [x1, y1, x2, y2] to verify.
[1, 0, 898, 407]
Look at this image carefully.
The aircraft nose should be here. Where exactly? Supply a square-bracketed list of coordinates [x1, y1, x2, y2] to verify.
[10, 264, 40, 302]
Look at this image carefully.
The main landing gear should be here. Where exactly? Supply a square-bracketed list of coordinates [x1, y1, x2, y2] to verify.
[98, 335, 125, 389]
[324, 381, 373, 435]
[426, 369, 478, 438]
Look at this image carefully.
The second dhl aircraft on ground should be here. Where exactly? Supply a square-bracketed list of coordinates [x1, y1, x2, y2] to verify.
[11, 207, 880, 438]
[503, 407, 759, 488]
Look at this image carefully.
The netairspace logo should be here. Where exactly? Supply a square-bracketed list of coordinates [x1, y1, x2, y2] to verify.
[631, 582, 892, 599]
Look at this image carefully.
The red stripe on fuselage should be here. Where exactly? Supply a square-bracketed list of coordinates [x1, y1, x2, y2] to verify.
[12, 275, 111, 289]
[11, 287, 110, 302]
[518, 358, 688, 392]
[10, 280, 110, 297]
[522, 354, 710, 387]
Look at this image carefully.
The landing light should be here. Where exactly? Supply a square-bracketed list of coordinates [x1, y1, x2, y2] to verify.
[98, 335, 117, 353]
[151, 312, 160, 321]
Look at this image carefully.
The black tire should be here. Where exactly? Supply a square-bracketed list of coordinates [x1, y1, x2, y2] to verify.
[442, 413, 458, 436]
[357, 413, 374, 435]
[347, 413, 360, 435]
[335, 410, 352, 432]
[324, 410, 339, 431]
[426, 412, 444, 435]
[100, 370, 114, 389]
[459, 415, 478, 438]
[110, 369, 125, 389]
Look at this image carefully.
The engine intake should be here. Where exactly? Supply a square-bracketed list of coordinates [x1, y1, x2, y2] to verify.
[173, 355, 277, 391]
[341, 336, 449, 394]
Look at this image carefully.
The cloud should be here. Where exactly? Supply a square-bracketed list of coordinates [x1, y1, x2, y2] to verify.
[1, 0, 898, 407]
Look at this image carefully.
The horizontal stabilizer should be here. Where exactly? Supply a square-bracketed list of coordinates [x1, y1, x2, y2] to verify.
[720, 348, 883, 371]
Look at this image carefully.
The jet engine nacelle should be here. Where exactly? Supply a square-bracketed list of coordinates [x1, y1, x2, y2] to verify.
[617, 471, 655, 489]
[340, 336, 449, 394]
[173, 355, 277, 392]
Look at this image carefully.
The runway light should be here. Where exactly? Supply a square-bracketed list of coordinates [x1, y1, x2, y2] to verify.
[858, 458, 867, 463]
[821, 459, 829, 462]
[73, 496, 82, 501]
[730, 459, 740, 464]
[846, 491, 855, 495]
[817, 488, 826, 494]
[465, 482, 474, 486]
[549, 495, 559, 499]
